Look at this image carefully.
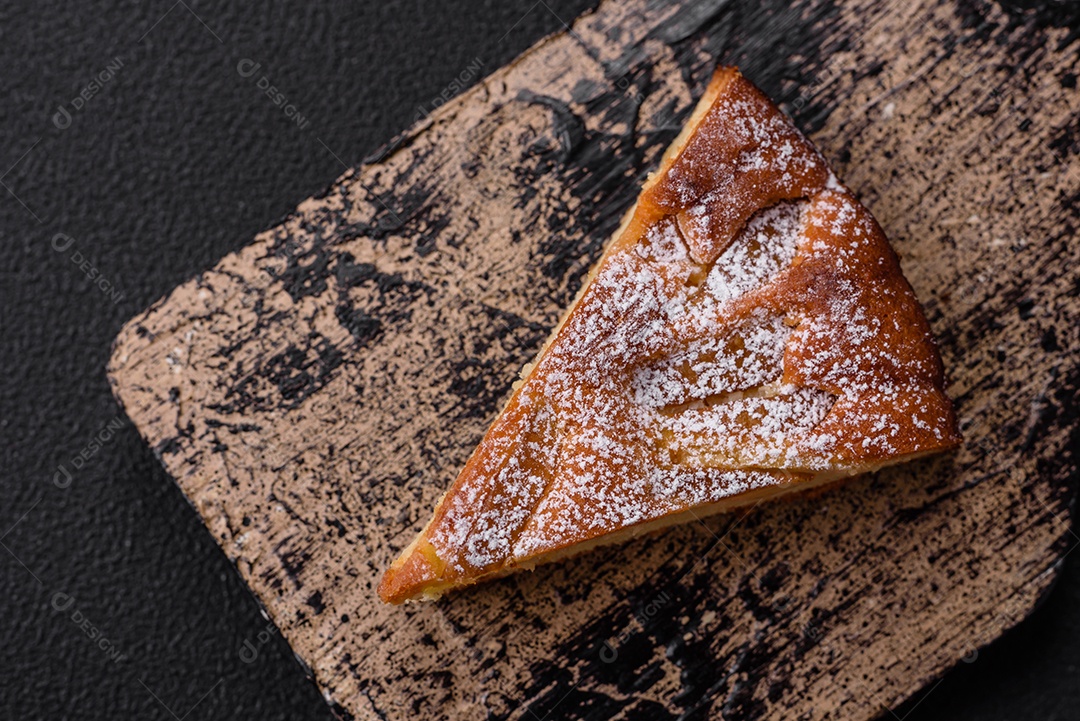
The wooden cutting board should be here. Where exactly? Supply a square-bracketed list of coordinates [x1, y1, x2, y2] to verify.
[107, 0, 1080, 718]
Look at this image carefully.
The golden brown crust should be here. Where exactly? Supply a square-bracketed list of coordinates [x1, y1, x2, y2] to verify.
[641, 71, 831, 264]
[378, 67, 960, 604]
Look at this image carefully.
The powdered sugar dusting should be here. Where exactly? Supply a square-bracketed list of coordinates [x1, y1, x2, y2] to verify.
[662, 383, 837, 470]
[651, 86, 831, 264]
[431, 198, 834, 569]
[630, 311, 791, 409]
[705, 201, 801, 304]
[419, 77, 958, 581]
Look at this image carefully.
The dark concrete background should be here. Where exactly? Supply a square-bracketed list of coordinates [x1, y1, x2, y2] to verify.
[1, 1, 1077, 719]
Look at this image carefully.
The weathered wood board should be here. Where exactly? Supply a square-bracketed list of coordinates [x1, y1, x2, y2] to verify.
[108, 0, 1080, 718]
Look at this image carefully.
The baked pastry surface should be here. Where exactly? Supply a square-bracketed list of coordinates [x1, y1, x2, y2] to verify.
[379, 67, 960, 604]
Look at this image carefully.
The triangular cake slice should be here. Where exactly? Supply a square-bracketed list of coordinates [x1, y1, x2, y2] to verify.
[378, 67, 960, 604]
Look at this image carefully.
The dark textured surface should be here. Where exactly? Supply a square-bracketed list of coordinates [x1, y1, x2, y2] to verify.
[2, 1, 1080, 720]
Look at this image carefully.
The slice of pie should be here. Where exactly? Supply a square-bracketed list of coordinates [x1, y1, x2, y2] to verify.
[378, 66, 960, 604]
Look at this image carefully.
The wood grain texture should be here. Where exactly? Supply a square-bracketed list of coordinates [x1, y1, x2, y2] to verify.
[107, 0, 1080, 719]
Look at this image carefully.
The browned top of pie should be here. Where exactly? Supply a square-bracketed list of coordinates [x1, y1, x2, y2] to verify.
[378, 67, 960, 604]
